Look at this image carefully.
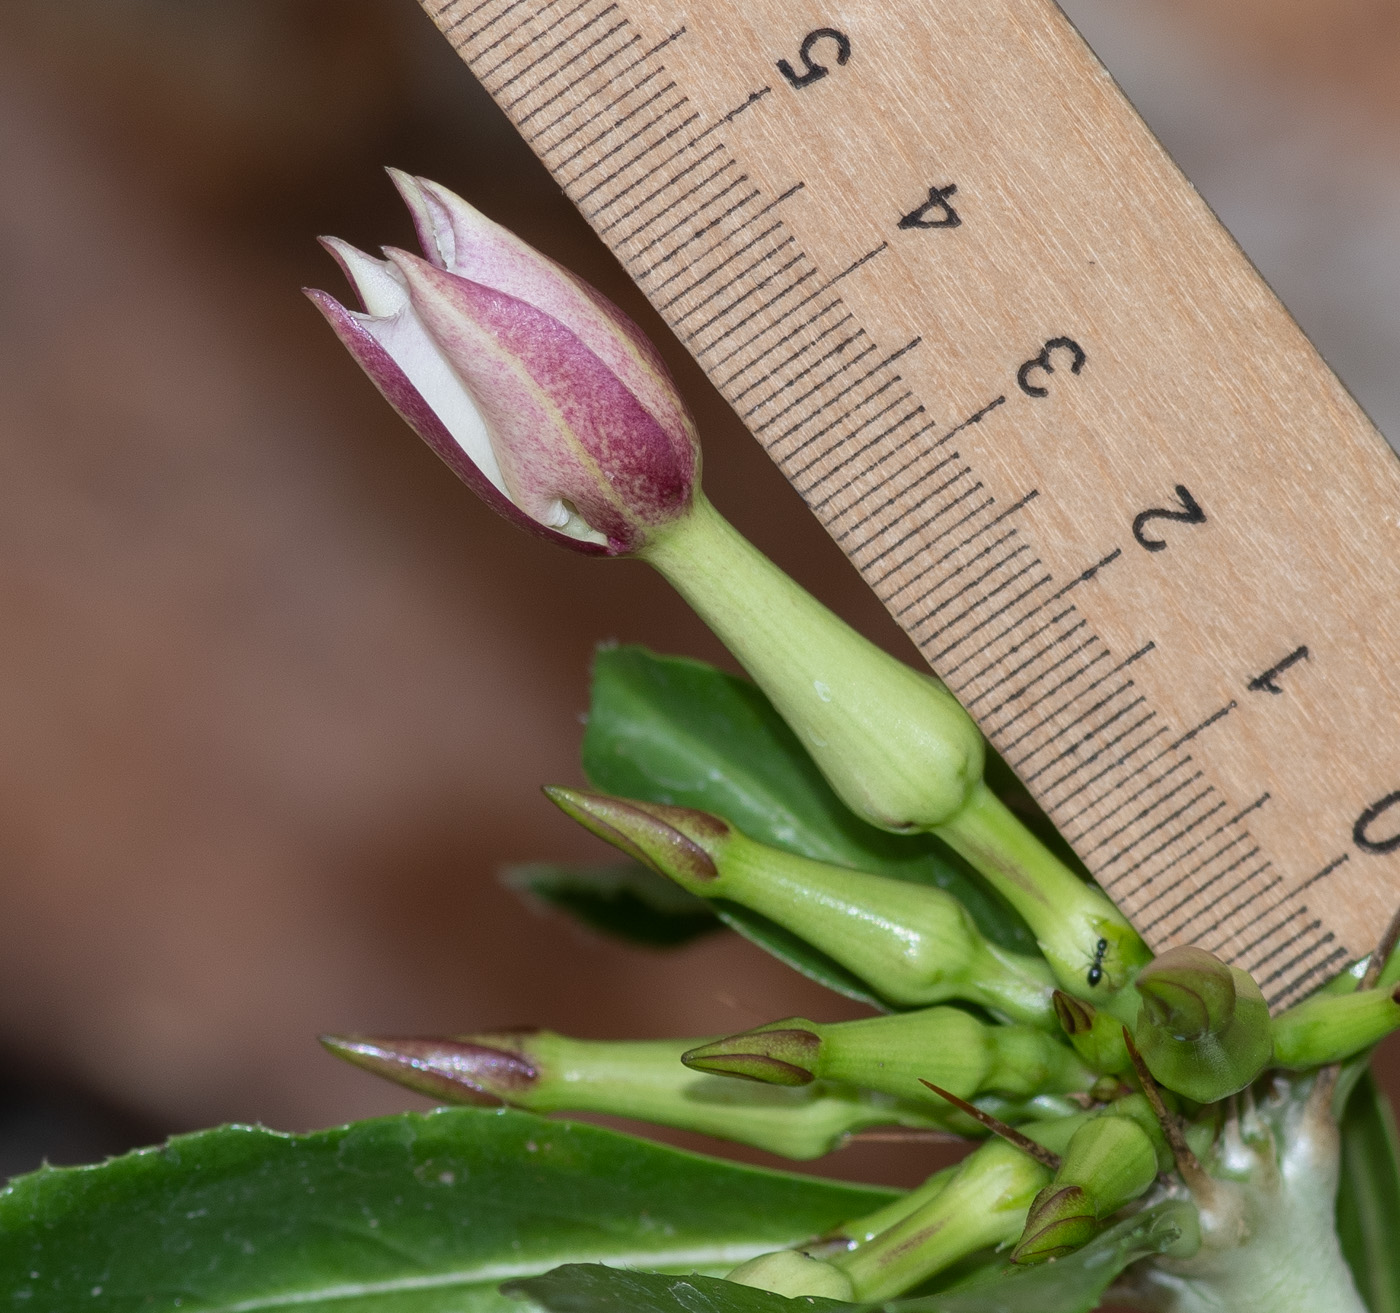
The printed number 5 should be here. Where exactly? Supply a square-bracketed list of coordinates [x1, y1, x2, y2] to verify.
[777, 28, 851, 89]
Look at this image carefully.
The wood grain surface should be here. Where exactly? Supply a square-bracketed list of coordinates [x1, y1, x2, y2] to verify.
[418, 0, 1400, 1007]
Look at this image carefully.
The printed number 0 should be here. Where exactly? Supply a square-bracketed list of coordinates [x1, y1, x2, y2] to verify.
[777, 28, 852, 89]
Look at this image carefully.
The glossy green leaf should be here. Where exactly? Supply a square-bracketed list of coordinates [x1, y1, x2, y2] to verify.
[502, 860, 722, 947]
[581, 647, 1037, 965]
[0, 1106, 892, 1313]
[506, 1265, 843, 1313]
[1337, 1070, 1400, 1313]
[508, 1202, 1193, 1313]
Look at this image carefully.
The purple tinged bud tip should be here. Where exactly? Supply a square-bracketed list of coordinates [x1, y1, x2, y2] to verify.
[1052, 990, 1095, 1038]
[681, 1025, 821, 1086]
[543, 786, 728, 885]
[309, 173, 700, 555]
[1012, 1185, 1097, 1264]
[320, 1034, 538, 1106]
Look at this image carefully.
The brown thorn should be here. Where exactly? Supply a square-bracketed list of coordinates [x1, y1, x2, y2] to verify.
[918, 1079, 1062, 1170]
[1121, 1028, 1214, 1199]
[1359, 904, 1400, 992]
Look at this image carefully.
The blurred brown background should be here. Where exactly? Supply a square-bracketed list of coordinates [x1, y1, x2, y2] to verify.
[0, 0, 1396, 1187]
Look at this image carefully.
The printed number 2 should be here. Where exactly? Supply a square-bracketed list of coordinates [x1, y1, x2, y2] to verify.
[777, 28, 851, 89]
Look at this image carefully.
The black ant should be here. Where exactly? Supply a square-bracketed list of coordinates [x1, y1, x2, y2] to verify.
[1086, 937, 1109, 987]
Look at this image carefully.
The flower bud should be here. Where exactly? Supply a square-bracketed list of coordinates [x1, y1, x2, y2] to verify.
[1012, 1115, 1158, 1263]
[726, 1251, 855, 1301]
[545, 786, 1056, 1025]
[832, 1140, 1051, 1299]
[682, 1008, 1091, 1103]
[1133, 947, 1272, 1102]
[1271, 983, 1400, 1069]
[1137, 946, 1237, 1039]
[321, 1031, 952, 1160]
[1012, 1186, 1098, 1264]
[308, 172, 699, 555]
[1053, 991, 1130, 1073]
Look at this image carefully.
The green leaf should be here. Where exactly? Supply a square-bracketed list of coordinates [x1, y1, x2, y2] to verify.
[506, 1201, 1196, 1313]
[502, 861, 723, 947]
[506, 1265, 844, 1313]
[0, 1106, 893, 1313]
[581, 647, 1037, 969]
[1337, 1069, 1400, 1313]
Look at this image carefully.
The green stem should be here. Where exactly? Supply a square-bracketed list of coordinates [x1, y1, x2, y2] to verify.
[937, 780, 1150, 1010]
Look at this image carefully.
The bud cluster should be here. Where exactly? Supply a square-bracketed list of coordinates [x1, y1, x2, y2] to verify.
[314, 182, 1400, 1308]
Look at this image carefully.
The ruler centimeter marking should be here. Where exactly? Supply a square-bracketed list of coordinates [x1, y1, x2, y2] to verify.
[420, 0, 1400, 1007]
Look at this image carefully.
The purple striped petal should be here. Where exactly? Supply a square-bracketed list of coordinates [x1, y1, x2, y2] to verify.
[304, 287, 611, 555]
[388, 172, 697, 457]
[387, 250, 696, 554]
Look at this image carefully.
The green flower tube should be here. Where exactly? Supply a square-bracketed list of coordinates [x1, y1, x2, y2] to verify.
[545, 786, 1055, 1025]
[641, 494, 985, 831]
[321, 1032, 949, 1159]
[830, 1140, 1052, 1300]
[1271, 984, 1400, 1069]
[681, 1008, 1093, 1103]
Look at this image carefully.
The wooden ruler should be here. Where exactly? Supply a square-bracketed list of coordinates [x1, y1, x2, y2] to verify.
[418, 0, 1400, 1007]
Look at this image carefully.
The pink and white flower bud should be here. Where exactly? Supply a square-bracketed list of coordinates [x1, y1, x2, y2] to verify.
[306, 171, 699, 555]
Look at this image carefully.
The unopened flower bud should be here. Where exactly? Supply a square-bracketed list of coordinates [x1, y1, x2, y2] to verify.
[321, 1031, 952, 1160]
[546, 786, 1056, 1025]
[1012, 1185, 1098, 1264]
[1012, 1115, 1157, 1264]
[1271, 983, 1400, 1069]
[1137, 946, 1237, 1039]
[309, 172, 699, 555]
[726, 1251, 854, 1301]
[1053, 991, 1130, 1073]
[1133, 947, 1271, 1102]
[682, 1008, 1091, 1104]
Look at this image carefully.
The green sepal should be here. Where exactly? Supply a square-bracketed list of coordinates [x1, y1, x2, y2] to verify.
[1011, 1185, 1097, 1264]
[1053, 991, 1130, 1072]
